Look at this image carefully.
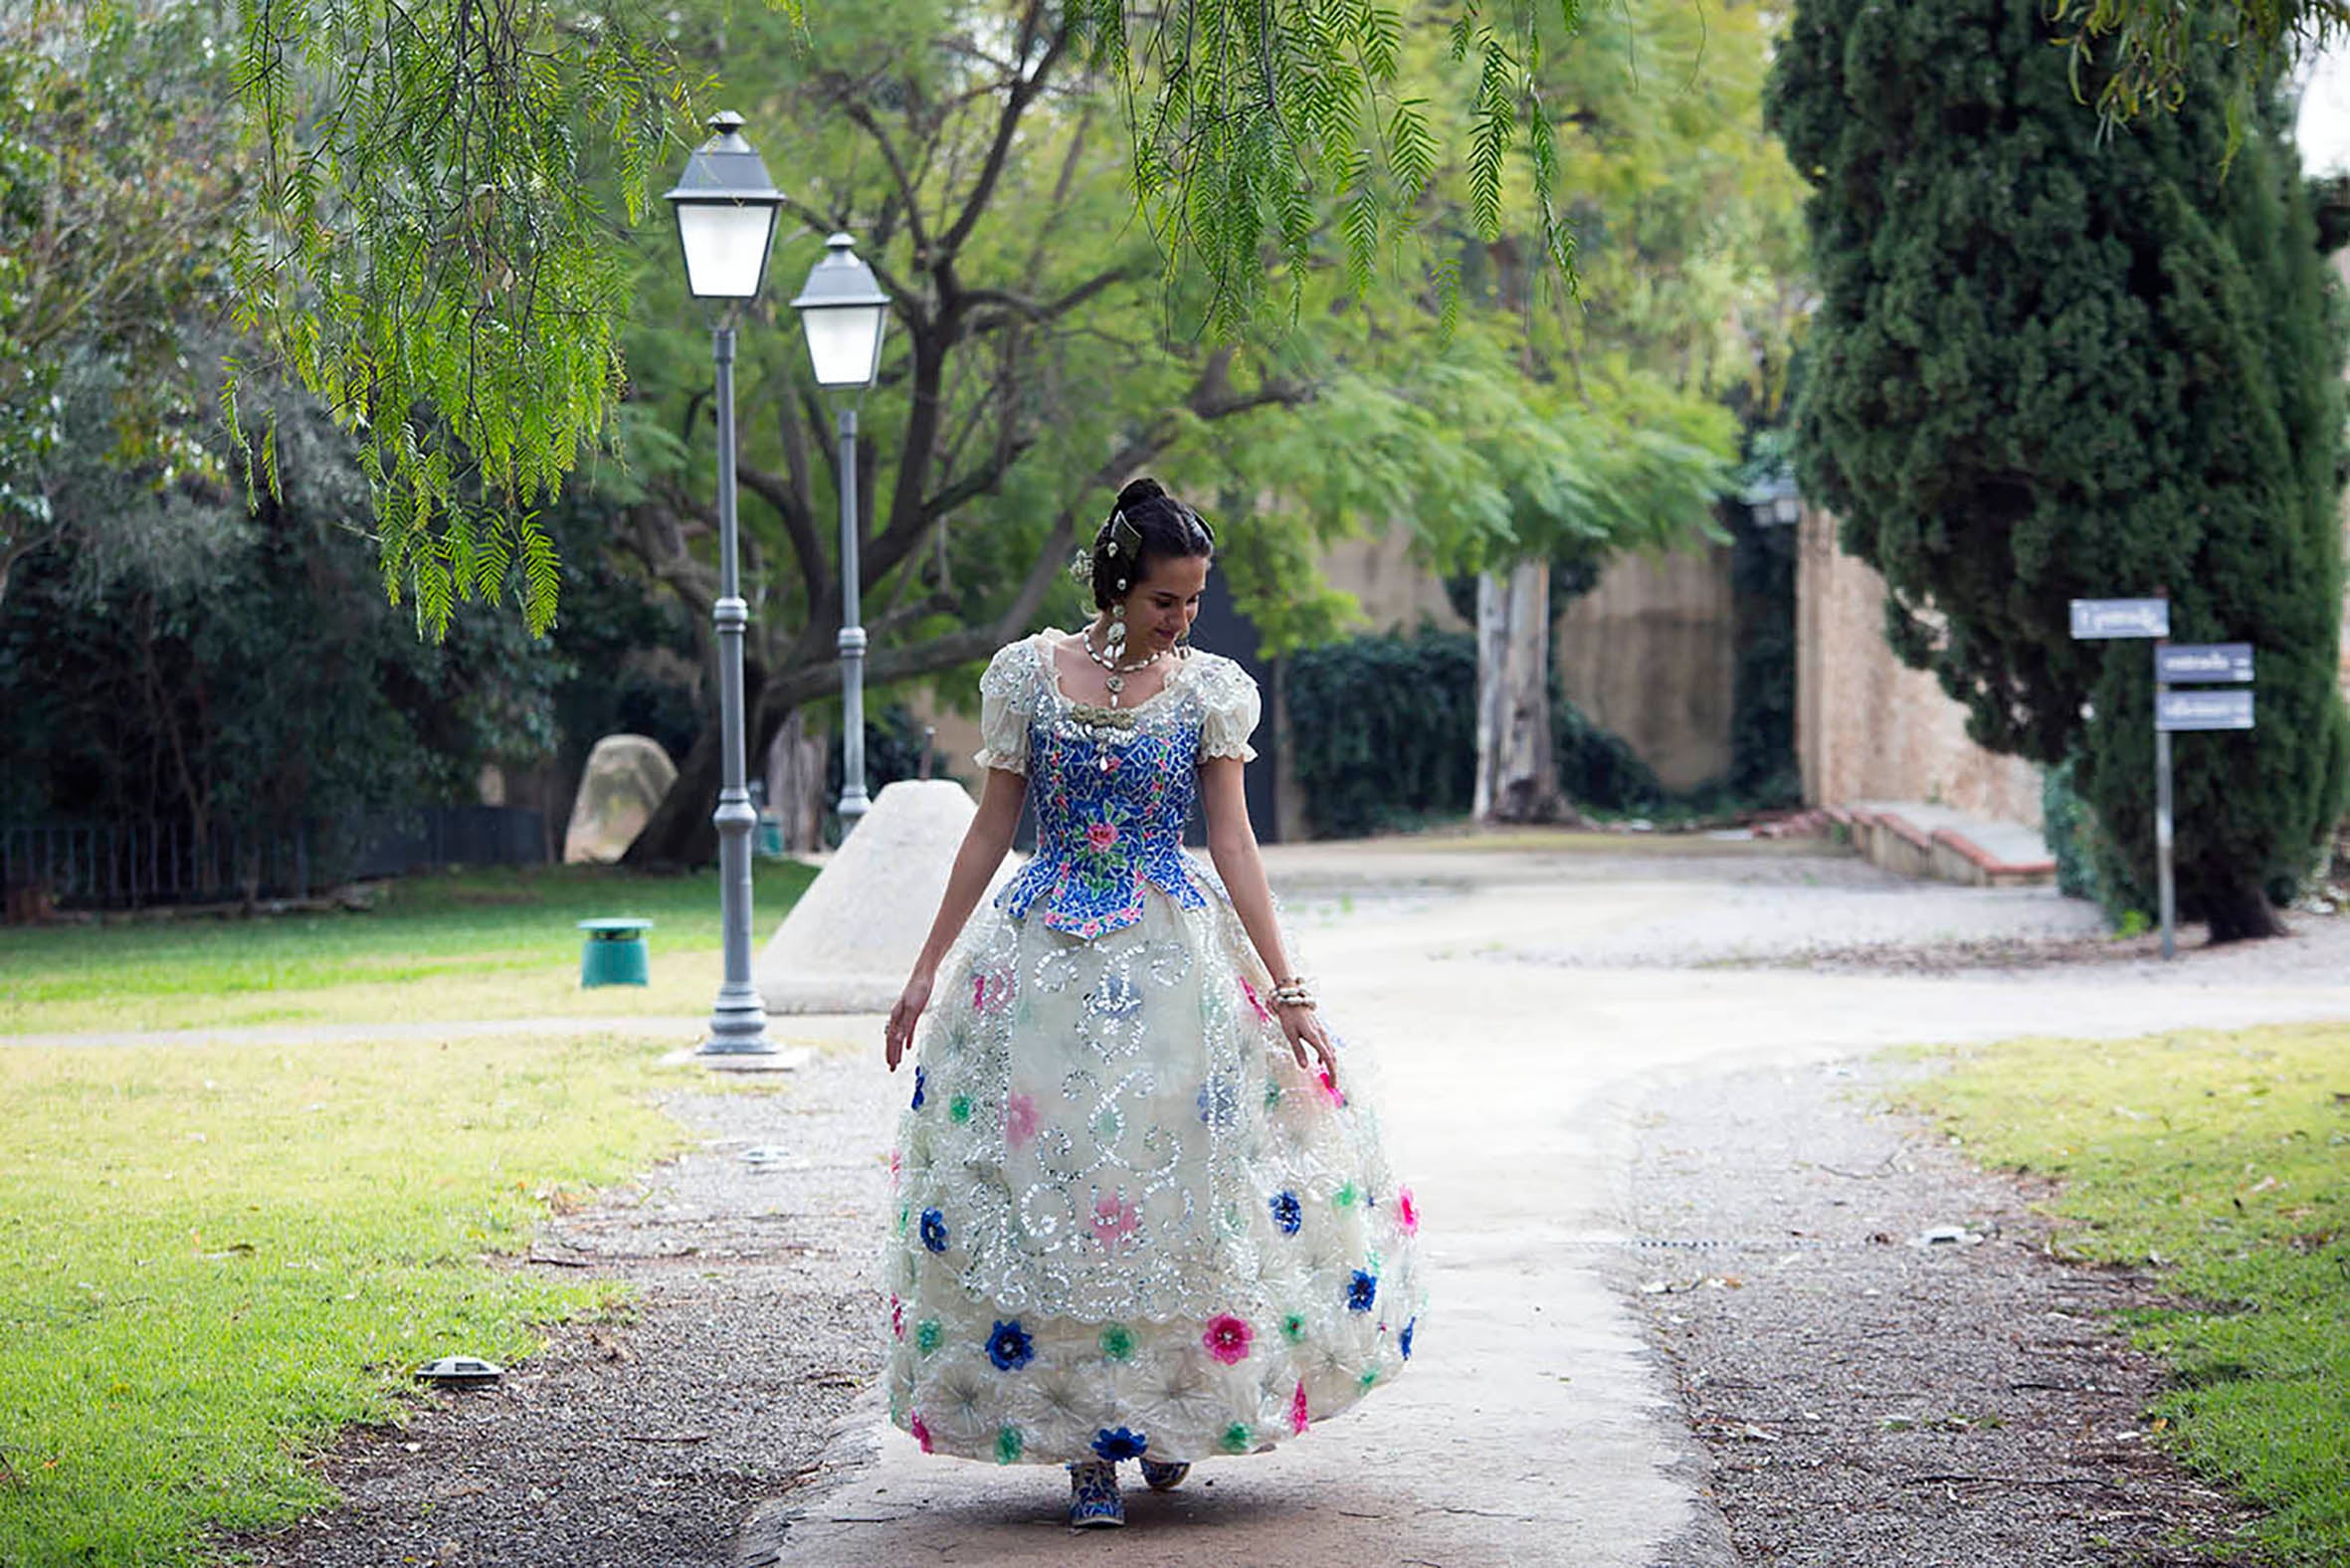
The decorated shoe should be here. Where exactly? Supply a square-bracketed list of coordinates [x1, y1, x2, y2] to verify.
[1068, 1460, 1124, 1529]
[1138, 1458, 1191, 1491]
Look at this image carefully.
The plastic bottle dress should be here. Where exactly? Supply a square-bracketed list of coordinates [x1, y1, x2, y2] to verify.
[883, 632, 1425, 1466]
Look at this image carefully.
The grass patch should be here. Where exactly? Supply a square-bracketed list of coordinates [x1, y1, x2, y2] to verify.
[0, 861, 817, 1035]
[0, 1030, 727, 1566]
[1899, 1023, 2350, 1563]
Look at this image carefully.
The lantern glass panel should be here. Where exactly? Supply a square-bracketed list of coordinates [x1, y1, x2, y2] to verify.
[802, 304, 886, 387]
[677, 203, 776, 299]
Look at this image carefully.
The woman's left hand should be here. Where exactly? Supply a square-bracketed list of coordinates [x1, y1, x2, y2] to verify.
[1275, 1000, 1340, 1091]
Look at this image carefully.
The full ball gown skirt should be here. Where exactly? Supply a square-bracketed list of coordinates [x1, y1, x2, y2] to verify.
[881, 635, 1425, 1467]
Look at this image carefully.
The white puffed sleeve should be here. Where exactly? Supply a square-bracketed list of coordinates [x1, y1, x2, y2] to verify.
[972, 639, 1040, 775]
[1195, 655, 1262, 763]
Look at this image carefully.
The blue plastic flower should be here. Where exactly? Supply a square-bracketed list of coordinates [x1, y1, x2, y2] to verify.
[1271, 1191, 1302, 1236]
[1400, 1315, 1417, 1360]
[987, 1318, 1036, 1371]
[910, 1066, 927, 1110]
[1091, 1426, 1149, 1462]
[1346, 1269, 1378, 1313]
[920, 1208, 949, 1254]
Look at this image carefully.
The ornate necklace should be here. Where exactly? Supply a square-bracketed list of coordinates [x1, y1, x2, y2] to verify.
[1081, 621, 1164, 707]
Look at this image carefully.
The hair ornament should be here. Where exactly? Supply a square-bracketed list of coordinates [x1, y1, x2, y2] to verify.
[1069, 548, 1094, 588]
[1107, 508, 1144, 559]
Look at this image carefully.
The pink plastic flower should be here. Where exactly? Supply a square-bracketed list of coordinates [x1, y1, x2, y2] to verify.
[1203, 1313, 1255, 1366]
[1239, 977, 1273, 1027]
[1289, 1380, 1310, 1435]
[971, 967, 1010, 1012]
[1091, 1191, 1141, 1250]
[1397, 1186, 1419, 1236]
[888, 1149, 902, 1187]
[890, 1294, 905, 1338]
[909, 1411, 933, 1453]
[1318, 1067, 1347, 1107]
[1085, 820, 1119, 854]
[1004, 1092, 1039, 1150]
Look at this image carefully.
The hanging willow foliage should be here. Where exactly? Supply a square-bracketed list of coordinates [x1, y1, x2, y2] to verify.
[2050, 0, 2347, 135]
[228, 0, 697, 637]
[1072, 0, 1579, 324]
[220, 0, 1582, 636]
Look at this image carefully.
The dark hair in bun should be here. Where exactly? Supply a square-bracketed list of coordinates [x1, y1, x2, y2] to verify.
[1086, 477, 1215, 609]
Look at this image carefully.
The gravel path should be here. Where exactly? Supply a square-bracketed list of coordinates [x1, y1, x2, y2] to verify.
[210, 1046, 892, 1568]
[1617, 1055, 2261, 1566]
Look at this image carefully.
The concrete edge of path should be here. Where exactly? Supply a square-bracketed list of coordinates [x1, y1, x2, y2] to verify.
[733, 1386, 891, 1567]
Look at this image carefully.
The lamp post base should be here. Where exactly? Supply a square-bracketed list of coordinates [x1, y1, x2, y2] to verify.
[699, 982, 775, 1058]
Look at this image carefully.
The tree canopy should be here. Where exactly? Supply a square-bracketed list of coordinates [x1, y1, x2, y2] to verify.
[0, 2, 246, 605]
[592, 0, 1757, 861]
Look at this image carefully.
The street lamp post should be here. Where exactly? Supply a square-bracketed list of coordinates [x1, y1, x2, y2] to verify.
[666, 111, 783, 1060]
[789, 234, 890, 838]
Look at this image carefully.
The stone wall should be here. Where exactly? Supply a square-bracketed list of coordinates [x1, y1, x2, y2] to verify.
[1554, 546, 1740, 792]
[1315, 531, 1469, 635]
[1795, 507, 2047, 827]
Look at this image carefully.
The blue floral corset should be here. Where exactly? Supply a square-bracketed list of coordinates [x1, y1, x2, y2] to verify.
[983, 639, 1260, 940]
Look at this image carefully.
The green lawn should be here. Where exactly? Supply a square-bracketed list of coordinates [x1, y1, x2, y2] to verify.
[0, 862, 818, 1036]
[0, 1029, 775, 1568]
[1899, 1023, 2350, 1564]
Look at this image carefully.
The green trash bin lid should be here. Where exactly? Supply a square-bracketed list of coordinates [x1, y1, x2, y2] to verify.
[577, 917, 654, 938]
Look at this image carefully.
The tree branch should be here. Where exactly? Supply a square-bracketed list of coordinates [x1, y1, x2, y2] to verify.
[937, 1, 1069, 259]
[736, 459, 825, 597]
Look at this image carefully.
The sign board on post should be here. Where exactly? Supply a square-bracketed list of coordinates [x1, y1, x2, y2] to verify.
[2069, 598, 2171, 640]
[2156, 643, 2254, 685]
[2157, 689, 2255, 731]
[2065, 596, 2260, 963]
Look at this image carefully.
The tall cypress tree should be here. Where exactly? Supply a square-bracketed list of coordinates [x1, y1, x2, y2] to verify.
[1769, 0, 2349, 939]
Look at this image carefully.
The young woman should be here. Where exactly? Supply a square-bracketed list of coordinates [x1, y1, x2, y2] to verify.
[881, 478, 1424, 1528]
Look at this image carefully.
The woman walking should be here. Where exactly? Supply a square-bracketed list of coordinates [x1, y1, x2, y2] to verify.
[881, 478, 1425, 1528]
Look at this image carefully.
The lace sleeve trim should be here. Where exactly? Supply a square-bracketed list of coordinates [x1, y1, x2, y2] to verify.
[1194, 654, 1262, 763]
[973, 638, 1044, 775]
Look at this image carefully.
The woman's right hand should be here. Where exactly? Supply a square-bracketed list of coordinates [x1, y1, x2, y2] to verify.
[884, 968, 933, 1072]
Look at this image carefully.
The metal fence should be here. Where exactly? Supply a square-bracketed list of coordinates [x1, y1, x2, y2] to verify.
[2, 806, 548, 912]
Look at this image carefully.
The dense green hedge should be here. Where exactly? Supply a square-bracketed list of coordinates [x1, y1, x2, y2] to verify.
[1284, 626, 1690, 838]
[1284, 628, 1480, 838]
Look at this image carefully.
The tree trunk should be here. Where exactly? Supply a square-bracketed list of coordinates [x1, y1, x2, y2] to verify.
[2198, 876, 2287, 943]
[764, 708, 829, 854]
[621, 721, 724, 870]
[1473, 559, 1571, 825]
[622, 661, 768, 872]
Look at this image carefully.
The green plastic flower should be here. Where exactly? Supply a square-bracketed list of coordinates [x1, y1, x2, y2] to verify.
[1221, 1422, 1254, 1455]
[996, 1424, 1025, 1465]
[949, 1094, 972, 1124]
[1098, 1322, 1135, 1361]
[916, 1319, 942, 1354]
[1280, 1312, 1306, 1343]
